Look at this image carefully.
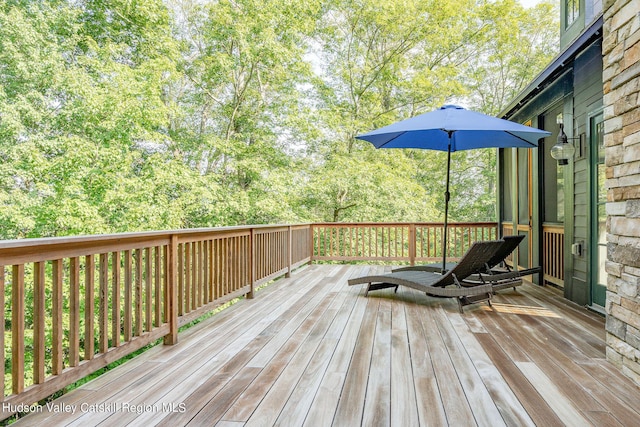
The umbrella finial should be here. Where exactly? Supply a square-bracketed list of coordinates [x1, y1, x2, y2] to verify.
[440, 104, 465, 110]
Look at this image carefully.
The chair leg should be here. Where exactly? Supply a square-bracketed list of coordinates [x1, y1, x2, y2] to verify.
[458, 293, 492, 313]
[366, 282, 398, 296]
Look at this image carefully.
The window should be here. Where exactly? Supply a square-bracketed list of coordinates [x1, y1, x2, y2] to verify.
[543, 109, 564, 223]
[566, 0, 579, 28]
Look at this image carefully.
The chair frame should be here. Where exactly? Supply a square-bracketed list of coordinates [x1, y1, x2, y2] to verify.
[348, 240, 520, 313]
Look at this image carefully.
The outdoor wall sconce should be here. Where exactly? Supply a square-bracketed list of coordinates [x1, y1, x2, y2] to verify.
[551, 119, 576, 166]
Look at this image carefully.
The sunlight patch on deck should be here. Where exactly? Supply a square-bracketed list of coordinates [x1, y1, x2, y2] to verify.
[481, 303, 561, 318]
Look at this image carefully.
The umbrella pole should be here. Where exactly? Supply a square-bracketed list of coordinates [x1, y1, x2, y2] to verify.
[442, 138, 452, 274]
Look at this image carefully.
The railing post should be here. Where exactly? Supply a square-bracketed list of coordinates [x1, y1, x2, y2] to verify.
[409, 223, 416, 266]
[286, 226, 292, 278]
[248, 228, 255, 299]
[12, 264, 24, 394]
[164, 234, 179, 345]
[310, 224, 315, 262]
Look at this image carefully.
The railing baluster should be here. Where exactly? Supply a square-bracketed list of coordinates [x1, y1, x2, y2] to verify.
[34, 262, 45, 384]
[196, 240, 204, 308]
[145, 247, 152, 332]
[163, 244, 169, 324]
[12, 264, 25, 394]
[233, 236, 238, 291]
[99, 253, 109, 354]
[219, 238, 225, 295]
[135, 249, 142, 337]
[195, 240, 199, 301]
[208, 239, 216, 301]
[124, 250, 133, 342]
[223, 238, 229, 296]
[85, 255, 95, 360]
[112, 252, 121, 348]
[178, 244, 184, 316]
[52, 259, 63, 374]
[203, 241, 209, 304]
[213, 239, 219, 300]
[241, 235, 246, 289]
[155, 246, 161, 326]
[184, 243, 191, 314]
[234, 237, 239, 291]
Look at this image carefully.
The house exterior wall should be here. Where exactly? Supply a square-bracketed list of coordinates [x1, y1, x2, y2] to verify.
[586, 0, 604, 26]
[602, 0, 640, 386]
[562, 0, 604, 48]
[567, 40, 603, 306]
[499, 33, 602, 305]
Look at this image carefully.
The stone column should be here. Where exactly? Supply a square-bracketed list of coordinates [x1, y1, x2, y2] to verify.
[603, 0, 640, 385]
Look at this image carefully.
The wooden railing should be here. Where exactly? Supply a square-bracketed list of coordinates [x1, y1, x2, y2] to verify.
[502, 222, 565, 287]
[500, 222, 516, 267]
[0, 221, 496, 418]
[542, 224, 565, 287]
[0, 225, 312, 419]
[312, 222, 498, 263]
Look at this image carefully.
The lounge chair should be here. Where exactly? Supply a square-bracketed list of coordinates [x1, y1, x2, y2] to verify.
[393, 235, 541, 285]
[348, 240, 519, 313]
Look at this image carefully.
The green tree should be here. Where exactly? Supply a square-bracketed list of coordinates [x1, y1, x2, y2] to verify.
[0, 0, 202, 237]
[167, 0, 321, 225]
[299, 0, 558, 223]
[0, 0, 559, 238]
[465, 0, 559, 115]
[302, 0, 491, 222]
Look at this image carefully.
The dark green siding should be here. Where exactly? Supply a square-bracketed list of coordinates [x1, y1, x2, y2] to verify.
[498, 33, 603, 306]
[567, 40, 603, 306]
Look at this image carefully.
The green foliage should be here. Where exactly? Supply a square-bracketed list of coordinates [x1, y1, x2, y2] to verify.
[464, 0, 560, 115]
[0, 0, 558, 239]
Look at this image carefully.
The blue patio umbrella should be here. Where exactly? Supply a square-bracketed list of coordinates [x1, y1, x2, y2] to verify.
[356, 104, 550, 272]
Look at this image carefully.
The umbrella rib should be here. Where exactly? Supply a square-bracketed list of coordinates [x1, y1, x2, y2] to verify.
[504, 131, 540, 147]
[375, 131, 408, 148]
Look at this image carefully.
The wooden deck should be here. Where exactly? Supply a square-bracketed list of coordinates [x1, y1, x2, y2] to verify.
[13, 264, 640, 426]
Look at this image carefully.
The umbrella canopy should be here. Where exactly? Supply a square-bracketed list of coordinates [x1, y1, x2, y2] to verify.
[357, 104, 549, 150]
[356, 104, 551, 272]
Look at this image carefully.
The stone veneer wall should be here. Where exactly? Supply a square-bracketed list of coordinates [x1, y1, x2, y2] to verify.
[603, 0, 640, 385]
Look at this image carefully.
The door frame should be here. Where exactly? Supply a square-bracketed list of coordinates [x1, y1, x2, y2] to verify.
[588, 108, 606, 309]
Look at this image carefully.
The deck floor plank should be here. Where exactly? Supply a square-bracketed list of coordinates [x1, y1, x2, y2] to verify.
[243, 291, 343, 427]
[11, 265, 640, 427]
[331, 296, 380, 426]
[389, 297, 420, 427]
[474, 334, 565, 427]
[302, 281, 369, 426]
[221, 266, 355, 424]
[186, 366, 262, 426]
[405, 293, 449, 426]
[447, 313, 535, 427]
[493, 303, 640, 425]
[515, 362, 591, 427]
[432, 306, 506, 427]
[361, 299, 392, 427]
[420, 299, 477, 426]
[486, 305, 607, 414]
[273, 269, 364, 426]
